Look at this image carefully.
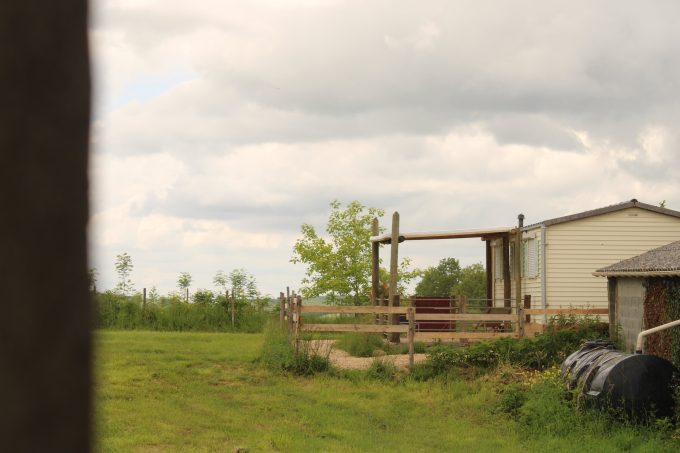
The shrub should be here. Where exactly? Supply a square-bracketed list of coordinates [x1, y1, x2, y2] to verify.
[499, 384, 527, 416]
[425, 317, 607, 375]
[365, 358, 398, 381]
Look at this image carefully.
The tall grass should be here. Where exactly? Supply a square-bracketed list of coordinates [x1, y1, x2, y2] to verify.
[259, 319, 331, 375]
[95, 291, 269, 332]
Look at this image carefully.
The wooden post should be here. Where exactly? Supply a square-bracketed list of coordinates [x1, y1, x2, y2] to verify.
[143, 287, 147, 308]
[294, 295, 302, 354]
[502, 234, 511, 308]
[279, 291, 285, 326]
[514, 228, 522, 328]
[371, 217, 380, 324]
[286, 287, 293, 338]
[408, 302, 415, 370]
[186, 287, 189, 303]
[485, 240, 493, 306]
[389, 212, 400, 343]
[231, 287, 235, 328]
[524, 294, 531, 324]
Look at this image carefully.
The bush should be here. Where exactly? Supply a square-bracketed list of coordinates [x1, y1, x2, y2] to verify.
[499, 384, 527, 416]
[426, 317, 607, 375]
[365, 358, 398, 381]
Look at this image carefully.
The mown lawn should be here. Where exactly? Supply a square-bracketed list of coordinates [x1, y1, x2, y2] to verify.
[95, 331, 678, 452]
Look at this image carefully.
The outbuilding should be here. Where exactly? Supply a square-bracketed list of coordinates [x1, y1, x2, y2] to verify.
[593, 240, 680, 363]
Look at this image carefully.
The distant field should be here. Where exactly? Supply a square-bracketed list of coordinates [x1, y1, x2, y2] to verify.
[96, 331, 678, 452]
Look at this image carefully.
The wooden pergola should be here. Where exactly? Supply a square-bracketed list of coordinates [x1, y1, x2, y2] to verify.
[370, 213, 522, 312]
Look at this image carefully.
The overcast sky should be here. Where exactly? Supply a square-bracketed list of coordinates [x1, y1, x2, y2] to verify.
[90, 0, 680, 297]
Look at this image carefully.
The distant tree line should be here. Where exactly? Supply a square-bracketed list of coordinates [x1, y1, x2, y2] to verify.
[91, 253, 273, 332]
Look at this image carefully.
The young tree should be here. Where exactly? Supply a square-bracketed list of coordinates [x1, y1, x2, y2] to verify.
[292, 200, 416, 305]
[415, 258, 462, 297]
[114, 252, 134, 296]
[213, 270, 228, 297]
[177, 272, 192, 302]
[148, 286, 159, 303]
[229, 268, 258, 302]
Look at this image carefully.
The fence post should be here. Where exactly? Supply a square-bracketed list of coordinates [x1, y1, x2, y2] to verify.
[524, 294, 531, 324]
[408, 302, 415, 370]
[518, 299, 525, 339]
[287, 288, 293, 338]
[295, 295, 302, 354]
[230, 288, 235, 328]
[143, 287, 146, 308]
[279, 292, 285, 326]
[388, 211, 400, 343]
[371, 217, 380, 325]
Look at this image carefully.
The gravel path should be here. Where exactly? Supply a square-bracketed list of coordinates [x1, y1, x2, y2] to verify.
[311, 339, 427, 370]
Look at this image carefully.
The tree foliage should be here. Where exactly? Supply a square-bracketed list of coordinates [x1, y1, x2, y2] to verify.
[114, 252, 134, 296]
[292, 201, 384, 305]
[415, 258, 462, 297]
[415, 259, 487, 300]
[228, 268, 259, 302]
[177, 272, 192, 301]
[451, 263, 487, 300]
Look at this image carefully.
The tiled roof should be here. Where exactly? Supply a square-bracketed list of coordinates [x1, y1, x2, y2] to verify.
[524, 199, 680, 230]
[594, 240, 680, 277]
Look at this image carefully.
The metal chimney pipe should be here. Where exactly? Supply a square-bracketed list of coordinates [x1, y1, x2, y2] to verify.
[518, 213, 525, 228]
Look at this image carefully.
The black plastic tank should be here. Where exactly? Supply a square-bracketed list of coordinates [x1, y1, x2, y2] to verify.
[561, 340, 676, 418]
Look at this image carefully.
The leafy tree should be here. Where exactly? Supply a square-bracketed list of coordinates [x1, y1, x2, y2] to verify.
[148, 286, 160, 303]
[451, 263, 487, 300]
[114, 252, 135, 296]
[213, 270, 229, 296]
[229, 268, 258, 303]
[192, 289, 215, 305]
[177, 272, 192, 302]
[415, 258, 461, 297]
[292, 200, 416, 305]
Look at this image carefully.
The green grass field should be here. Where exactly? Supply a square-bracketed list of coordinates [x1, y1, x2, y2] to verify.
[96, 331, 678, 452]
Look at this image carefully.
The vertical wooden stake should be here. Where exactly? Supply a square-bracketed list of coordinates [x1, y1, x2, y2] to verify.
[279, 291, 285, 326]
[408, 304, 415, 370]
[524, 294, 531, 324]
[186, 288, 189, 303]
[294, 295, 302, 354]
[286, 287, 293, 338]
[371, 217, 380, 324]
[143, 287, 147, 308]
[388, 211, 400, 343]
[514, 228, 523, 328]
[230, 287, 235, 328]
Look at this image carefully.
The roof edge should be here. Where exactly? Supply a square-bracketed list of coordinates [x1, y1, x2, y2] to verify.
[524, 199, 680, 229]
[593, 270, 680, 278]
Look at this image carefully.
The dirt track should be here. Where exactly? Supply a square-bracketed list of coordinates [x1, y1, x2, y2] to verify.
[311, 340, 427, 370]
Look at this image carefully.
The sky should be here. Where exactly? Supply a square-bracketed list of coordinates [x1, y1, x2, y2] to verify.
[89, 0, 680, 297]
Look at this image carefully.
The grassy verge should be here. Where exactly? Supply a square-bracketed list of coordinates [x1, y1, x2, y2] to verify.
[96, 330, 679, 452]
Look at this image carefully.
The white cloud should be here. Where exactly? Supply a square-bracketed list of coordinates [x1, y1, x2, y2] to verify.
[89, 0, 680, 296]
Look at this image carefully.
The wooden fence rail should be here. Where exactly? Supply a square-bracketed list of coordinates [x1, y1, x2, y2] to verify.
[280, 291, 610, 369]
